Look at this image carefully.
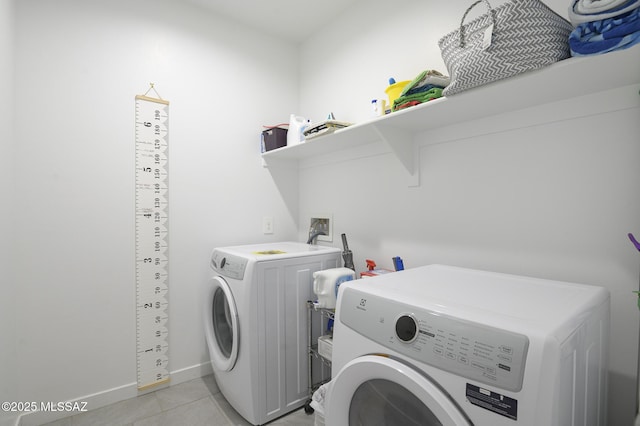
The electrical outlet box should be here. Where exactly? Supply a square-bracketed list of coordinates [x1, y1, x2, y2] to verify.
[262, 216, 274, 234]
[310, 214, 332, 242]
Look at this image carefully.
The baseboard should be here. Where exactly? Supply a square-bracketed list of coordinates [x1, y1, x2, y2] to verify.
[0, 414, 19, 426]
[17, 362, 213, 426]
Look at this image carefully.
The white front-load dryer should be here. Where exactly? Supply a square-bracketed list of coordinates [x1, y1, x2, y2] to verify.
[325, 264, 610, 426]
[204, 242, 341, 425]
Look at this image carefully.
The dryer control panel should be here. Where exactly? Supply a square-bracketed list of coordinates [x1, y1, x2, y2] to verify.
[339, 287, 529, 392]
[210, 251, 248, 280]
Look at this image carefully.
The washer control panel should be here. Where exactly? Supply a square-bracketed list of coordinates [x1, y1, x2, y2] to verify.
[339, 287, 529, 392]
[210, 251, 248, 280]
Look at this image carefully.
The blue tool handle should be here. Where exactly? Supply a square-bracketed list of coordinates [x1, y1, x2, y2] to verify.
[393, 256, 404, 271]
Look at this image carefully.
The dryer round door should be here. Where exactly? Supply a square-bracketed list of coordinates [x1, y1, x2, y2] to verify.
[204, 276, 239, 372]
[326, 355, 472, 426]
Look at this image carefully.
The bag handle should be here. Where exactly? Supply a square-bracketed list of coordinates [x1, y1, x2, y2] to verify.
[458, 0, 496, 47]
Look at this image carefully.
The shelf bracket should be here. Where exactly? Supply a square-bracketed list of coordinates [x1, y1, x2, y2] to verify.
[371, 123, 419, 187]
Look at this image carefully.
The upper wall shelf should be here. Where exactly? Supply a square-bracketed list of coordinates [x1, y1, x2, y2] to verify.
[262, 46, 640, 180]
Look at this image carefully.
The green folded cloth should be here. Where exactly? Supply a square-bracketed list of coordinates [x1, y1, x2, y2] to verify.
[392, 69, 449, 111]
[393, 87, 443, 111]
[399, 70, 450, 97]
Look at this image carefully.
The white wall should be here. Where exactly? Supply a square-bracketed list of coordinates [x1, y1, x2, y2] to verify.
[0, 1, 17, 425]
[11, 0, 298, 422]
[298, 0, 640, 425]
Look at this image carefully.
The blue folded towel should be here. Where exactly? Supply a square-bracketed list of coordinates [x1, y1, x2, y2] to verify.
[570, 7, 640, 55]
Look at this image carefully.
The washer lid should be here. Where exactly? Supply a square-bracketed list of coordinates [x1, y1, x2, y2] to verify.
[326, 355, 472, 426]
[337, 264, 609, 339]
[213, 241, 341, 263]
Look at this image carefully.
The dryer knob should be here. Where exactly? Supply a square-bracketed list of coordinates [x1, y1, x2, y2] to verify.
[220, 257, 226, 269]
[395, 314, 418, 343]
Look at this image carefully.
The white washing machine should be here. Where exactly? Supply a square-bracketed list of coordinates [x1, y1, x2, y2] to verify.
[326, 264, 610, 426]
[204, 242, 340, 425]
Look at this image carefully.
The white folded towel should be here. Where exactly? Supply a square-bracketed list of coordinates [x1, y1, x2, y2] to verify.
[575, 0, 628, 14]
[569, 0, 640, 24]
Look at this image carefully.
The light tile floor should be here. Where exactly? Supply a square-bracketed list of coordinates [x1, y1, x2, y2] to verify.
[42, 375, 315, 426]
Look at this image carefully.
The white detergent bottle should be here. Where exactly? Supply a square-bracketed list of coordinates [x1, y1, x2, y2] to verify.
[313, 267, 356, 309]
[287, 114, 309, 146]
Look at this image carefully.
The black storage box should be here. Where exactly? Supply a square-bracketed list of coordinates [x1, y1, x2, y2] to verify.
[261, 127, 288, 152]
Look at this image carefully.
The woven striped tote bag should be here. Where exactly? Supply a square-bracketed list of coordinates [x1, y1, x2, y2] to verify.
[438, 0, 573, 96]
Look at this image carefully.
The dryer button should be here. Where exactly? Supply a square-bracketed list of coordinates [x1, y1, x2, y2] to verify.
[395, 314, 418, 343]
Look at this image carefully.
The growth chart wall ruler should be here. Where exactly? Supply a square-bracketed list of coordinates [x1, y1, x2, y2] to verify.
[135, 85, 170, 391]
